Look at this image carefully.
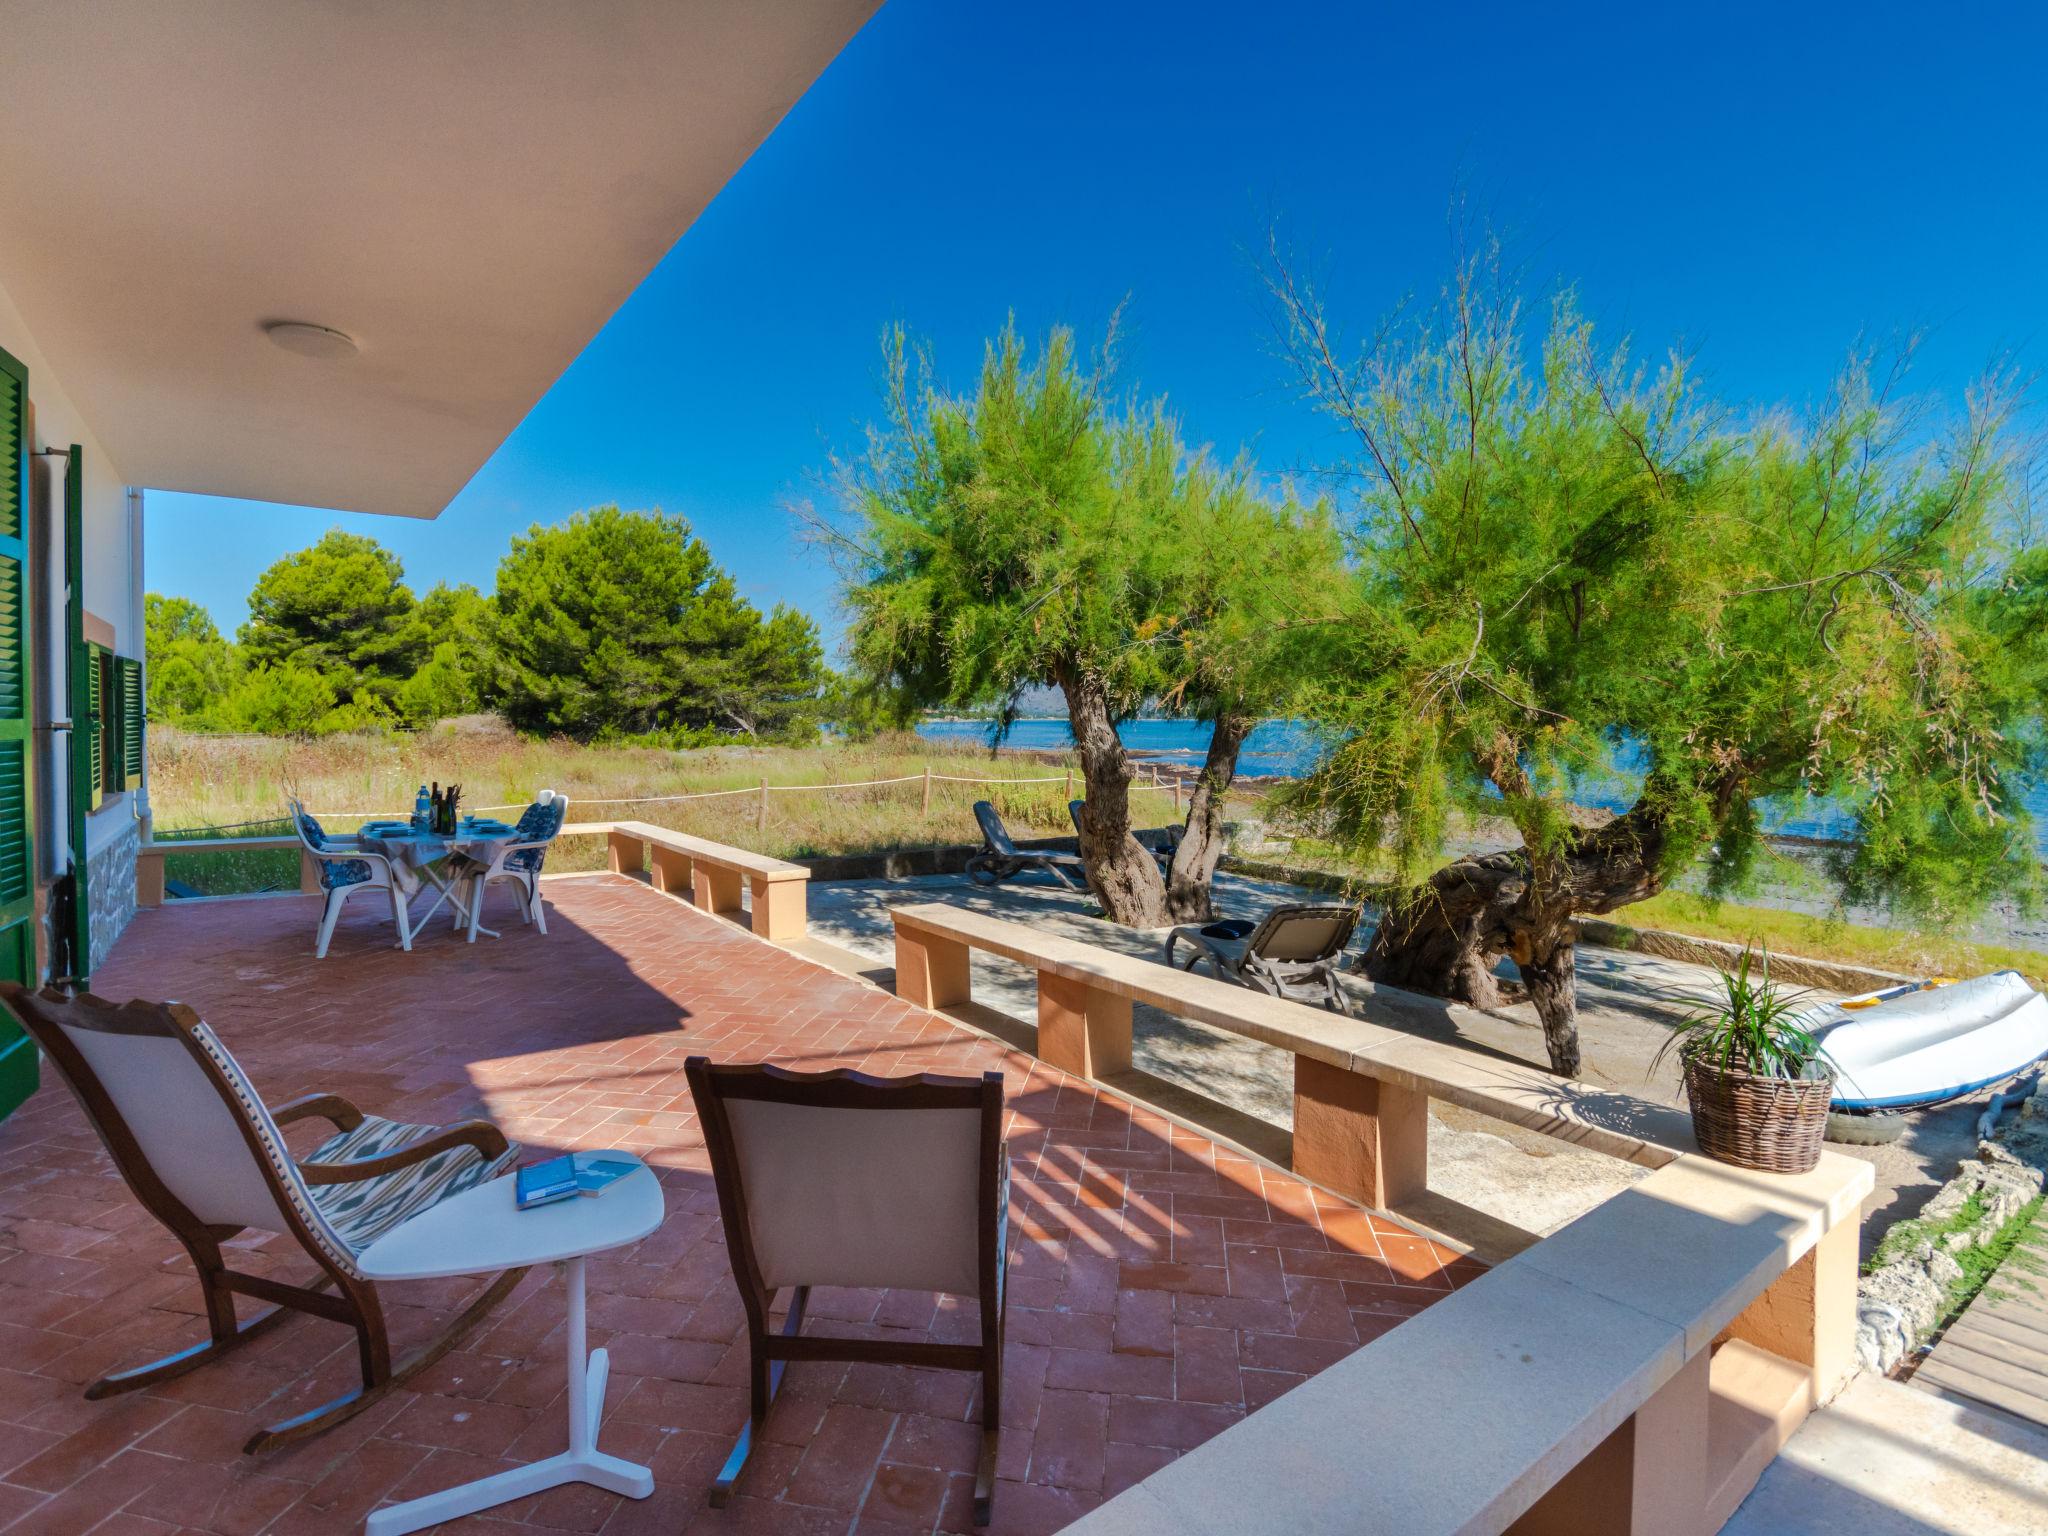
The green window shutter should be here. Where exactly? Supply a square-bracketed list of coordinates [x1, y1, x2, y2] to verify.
[62, 444, 88, 984]
[120, 656, 143, 785]
[0, 364, 18, 542]
[0, 347, 33, 1001]
[86, 642, 104, 805]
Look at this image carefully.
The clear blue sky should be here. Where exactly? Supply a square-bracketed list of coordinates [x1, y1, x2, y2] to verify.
[147, 0, 2048, 652]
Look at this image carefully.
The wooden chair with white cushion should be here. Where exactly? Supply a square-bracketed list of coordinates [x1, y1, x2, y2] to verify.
[0, 984, 528, 1454]
[288, 798, 413, 958]
[685, 1058, 1009, 1526]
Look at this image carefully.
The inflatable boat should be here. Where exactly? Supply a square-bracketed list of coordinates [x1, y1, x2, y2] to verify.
[1804, 970, 2048, 1112]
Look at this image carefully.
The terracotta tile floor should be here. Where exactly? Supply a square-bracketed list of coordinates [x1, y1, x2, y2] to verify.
[0, 875, 1477, 1534]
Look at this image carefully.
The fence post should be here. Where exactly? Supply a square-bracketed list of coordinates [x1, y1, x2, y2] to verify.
[1172, 773, 1182, 812]
[757, 777, 769, 833]
[923, 764, 932, 818]
[1064, 766, 1073, 802]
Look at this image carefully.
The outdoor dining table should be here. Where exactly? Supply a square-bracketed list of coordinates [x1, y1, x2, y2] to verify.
[356, 818, 518, 941]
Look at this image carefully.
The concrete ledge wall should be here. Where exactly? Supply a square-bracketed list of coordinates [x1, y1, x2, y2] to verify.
[797, 830, 1176, 884]
[1576, 916, 1909, 997]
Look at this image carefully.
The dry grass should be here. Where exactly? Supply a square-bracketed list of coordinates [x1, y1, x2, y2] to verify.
[156, 722, 2047, 991]
[147, 720, 1186, 873]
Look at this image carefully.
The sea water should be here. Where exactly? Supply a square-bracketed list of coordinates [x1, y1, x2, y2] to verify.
[915, 717, 2048, 855]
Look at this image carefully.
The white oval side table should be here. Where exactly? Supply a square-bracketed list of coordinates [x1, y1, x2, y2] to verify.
[358, 1153, 665, 1535]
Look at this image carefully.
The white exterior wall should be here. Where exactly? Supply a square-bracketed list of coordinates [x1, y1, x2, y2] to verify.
[0, 278, 134, 651]
[0, 272, 144, 970]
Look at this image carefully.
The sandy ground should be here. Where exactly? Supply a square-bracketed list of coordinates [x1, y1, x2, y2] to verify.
[1725, 1373, 2048, 1534]
[806, 869, 1988, 1258]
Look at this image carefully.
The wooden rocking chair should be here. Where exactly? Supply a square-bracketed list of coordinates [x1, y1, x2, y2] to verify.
[686, 1058, 1009, 1526]
[0, 984, 529, 1454]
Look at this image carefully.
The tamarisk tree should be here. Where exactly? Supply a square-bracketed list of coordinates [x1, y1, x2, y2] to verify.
[1272, 247, 2043, 1075]
[1154, 477, 1345, 923]
[829, 321, 1340, 926]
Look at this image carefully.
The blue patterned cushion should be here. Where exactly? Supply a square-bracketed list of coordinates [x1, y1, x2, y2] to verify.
[507, 799, 565, 873]
[514, 799, 566, 840]
[318, 857, 374, 891]
[295, 809, 329, 849]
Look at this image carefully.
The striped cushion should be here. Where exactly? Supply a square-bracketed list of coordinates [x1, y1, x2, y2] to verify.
[304, 1115, 521, 1258]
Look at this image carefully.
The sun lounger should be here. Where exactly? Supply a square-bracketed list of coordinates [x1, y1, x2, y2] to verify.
[966, 800, 1085, 888]
[1163, 903, 1360, 1015]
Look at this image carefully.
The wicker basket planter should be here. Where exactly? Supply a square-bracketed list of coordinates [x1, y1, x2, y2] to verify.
[1682, 1054, 1835, 1174]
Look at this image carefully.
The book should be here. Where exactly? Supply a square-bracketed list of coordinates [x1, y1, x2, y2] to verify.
[515, 1152, 640, 1210]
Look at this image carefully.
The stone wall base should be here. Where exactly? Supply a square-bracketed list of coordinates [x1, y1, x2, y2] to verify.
[86, 815, 139, 974]
[1855, 1083, 2048, 1373]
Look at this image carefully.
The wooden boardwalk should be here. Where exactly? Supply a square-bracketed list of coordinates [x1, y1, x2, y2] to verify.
[1912, 1204, 2048, 1428]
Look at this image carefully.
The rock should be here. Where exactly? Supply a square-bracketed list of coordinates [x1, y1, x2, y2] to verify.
[1222, 819, 1288, 856]
[1855, 1298, 1912, 1375]
[1998, 1108, 2048, 1171]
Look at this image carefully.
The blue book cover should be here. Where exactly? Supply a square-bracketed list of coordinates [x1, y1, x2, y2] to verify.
[516, 1152, 637, 1210]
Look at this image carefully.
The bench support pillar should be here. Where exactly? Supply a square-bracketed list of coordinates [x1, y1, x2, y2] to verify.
[1037, 972, 1132, 1080]
[692, 863, 745, 919]
[751, 877, 806, 942]
[1507, 1344, 1710, 1536]
[137, 850, 166, 908]
[648, 845, 692, 897]
[1291, 1056, 1427, 1212]
[299, 851, 322, 895]
[607, 830, 644, 875]
[896, 930, 972, 1011]
[1720, 1212, 1859, 1409]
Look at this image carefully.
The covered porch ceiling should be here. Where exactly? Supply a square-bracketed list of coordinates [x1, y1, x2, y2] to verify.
[0, 0, 880, 518]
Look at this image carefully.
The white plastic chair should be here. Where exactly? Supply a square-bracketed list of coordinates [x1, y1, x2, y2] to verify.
[456, 790, 568, 942]
[289, 800, 413, 959]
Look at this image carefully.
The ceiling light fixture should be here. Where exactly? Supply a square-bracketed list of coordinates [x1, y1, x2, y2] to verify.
[262, 321, 359, 360]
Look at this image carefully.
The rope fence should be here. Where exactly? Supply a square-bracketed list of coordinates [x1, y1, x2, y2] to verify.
[304, 763, 1189, 825]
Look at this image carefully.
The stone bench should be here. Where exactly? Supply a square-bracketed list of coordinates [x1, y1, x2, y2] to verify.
[601, 819, 808, 941]
[888, 901, 1695, 1211]
[1067, 1147, 1872, 1536]
[889, 899, 1873, 1535]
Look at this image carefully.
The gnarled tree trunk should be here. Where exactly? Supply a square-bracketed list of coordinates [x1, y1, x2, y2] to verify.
[1164, 712, 1252, 924]
[1360, 802, 1673, 1076]
[1059, 669, 1167, 927]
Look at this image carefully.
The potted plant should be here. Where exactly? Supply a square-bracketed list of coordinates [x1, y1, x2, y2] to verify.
[1659, 947, 1834, 1174]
